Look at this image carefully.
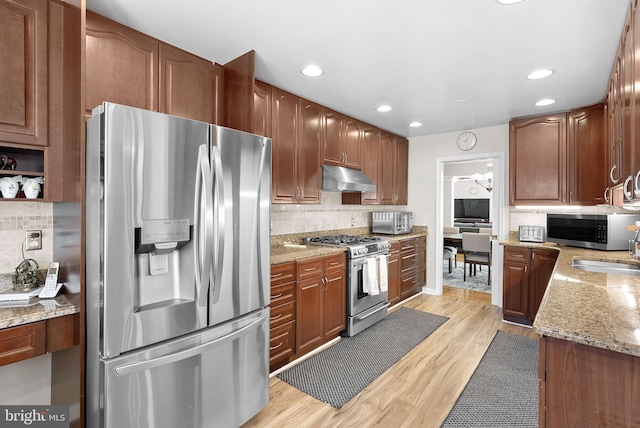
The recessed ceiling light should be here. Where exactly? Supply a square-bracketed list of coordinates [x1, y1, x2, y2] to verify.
[409, 122, 422, 127]
[535, 98, 556, 107]
[496, 0, 525, 4]
[453, 99, 468, 104]
[527, 69, 554, 80]
[301, 65, 324, 77]
[376, 105, 392, 112]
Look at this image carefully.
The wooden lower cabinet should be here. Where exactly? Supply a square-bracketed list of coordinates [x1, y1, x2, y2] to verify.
[503, 246, 558, 325]
[539, 336, 640, 427]
[399, 236, 426, 301]
[269, 262, 296, 372]
[387, 241, 402, 306]
[0, 313, 79, 367]
[296, 253, 346, 356]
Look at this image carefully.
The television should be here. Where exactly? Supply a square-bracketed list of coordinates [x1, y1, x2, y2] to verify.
[454, 198, 490, 221]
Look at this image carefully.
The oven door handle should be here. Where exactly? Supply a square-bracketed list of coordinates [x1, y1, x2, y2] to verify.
[355, 303, 389, 320]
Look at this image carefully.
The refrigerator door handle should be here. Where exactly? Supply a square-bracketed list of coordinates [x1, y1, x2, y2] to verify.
[113, 313, 267, 377]
[194, 144, 214, 306]
[210, 145, 225, 303]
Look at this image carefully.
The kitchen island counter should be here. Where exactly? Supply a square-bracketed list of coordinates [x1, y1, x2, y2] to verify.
[502, 238, 640, 357]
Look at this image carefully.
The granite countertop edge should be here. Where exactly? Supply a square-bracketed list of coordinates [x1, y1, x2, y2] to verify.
[0, 294, 78, 330]
[502, 238, 640, 357]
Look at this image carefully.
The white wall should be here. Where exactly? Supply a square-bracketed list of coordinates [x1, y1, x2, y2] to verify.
[407, 124, 510, 294]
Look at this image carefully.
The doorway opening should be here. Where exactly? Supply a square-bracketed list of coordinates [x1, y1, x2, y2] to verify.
[435, 152, 506, 307]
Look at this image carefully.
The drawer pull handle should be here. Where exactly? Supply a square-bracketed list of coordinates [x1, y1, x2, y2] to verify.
[271, 293, 283, 299]
[304, 267, 316, 271]
[270, 313, 283, 321]
[270, 342, 283, 351]
[271, 273, 283, 278]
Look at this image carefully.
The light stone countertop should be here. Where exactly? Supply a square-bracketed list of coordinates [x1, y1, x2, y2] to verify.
[502, 238, 640, 357]
[0, 294, 77, 329]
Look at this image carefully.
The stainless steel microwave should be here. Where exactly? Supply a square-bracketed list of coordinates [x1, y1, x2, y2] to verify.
[372, 211, 413, 235]
[546, 213, 640, 250]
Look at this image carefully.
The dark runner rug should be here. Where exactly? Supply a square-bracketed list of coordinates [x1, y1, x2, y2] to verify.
[276, 307, 448, 408]
[442, 330, 539, 427]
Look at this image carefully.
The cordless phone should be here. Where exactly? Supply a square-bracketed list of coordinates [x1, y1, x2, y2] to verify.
[39, 262, 63, 298]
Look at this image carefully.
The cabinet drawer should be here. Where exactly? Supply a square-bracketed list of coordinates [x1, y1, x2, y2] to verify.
[389, 241, 401, 254]
[323, 253, 346, 273]
[270, 301, 296, 328]
[270, 282, 295, 307]
[297, 258, 323, 280]
[415, 236, 426, 250]
[271, 262, 296, 286]
[0, 322, 46, 367]
[504, 246, 531, 263]
[270, 321, 295, 367]
[400, 238, 416, 253]
[401, 252, 418, 270]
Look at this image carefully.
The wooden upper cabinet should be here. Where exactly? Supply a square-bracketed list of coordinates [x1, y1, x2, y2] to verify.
[323, 109, 345, 166]
[271, 88, 299, 203]
[509, 113, 567, 205]
[395, 136, 409, 205]
[344, 123, 380, 204]
[298, 100, 323, 203]
[323, 110, 362, 169]
[159, 44, 223, 124]
[379, 131, 397, 205]
[253, 80, 272, 138]
[86, 12, 158, 116]
[343, 118, 362, 169]
[567, 104, 606, 205]
[0, 0, 48, 146]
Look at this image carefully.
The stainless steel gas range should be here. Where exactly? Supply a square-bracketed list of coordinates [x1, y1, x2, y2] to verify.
[307, 234, 390, 336]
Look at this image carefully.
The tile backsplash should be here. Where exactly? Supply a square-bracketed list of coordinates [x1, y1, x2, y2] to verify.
[0, 202, 53, 274]
[270, 192, 405, 235]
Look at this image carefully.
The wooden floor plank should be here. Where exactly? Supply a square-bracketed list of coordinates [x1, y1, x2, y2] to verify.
[244, 293, 538, 428]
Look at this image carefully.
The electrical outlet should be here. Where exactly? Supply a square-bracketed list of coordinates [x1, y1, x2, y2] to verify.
[351, 217, 355, 227]
[25, 230, 42, 251]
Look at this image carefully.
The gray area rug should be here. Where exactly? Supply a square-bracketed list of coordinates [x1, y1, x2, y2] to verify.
[276, 307, 448, 408]
[443, 261, 491, 293]
[442, 330, 539, 428]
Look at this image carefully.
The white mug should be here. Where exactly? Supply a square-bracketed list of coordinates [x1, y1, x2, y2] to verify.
[22, 177, 42, 199]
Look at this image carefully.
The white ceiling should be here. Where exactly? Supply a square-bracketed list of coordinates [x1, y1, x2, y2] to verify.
[85, 0, 631, 138]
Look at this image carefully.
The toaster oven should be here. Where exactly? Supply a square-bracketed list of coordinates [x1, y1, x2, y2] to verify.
[372, 211, 413, 235]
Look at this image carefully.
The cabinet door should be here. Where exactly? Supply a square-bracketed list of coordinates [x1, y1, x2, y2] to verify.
[271, 88, 299, 203]
[323, 109, 345, 166]
[509, 114, 567, 205]
[387, 249, 401, 306]
[379, 131, 397, 205]
[323, 269, 346, 339]
[298, 100, 322, 203]
[253, 80, 272, 138]
[568, 104, 606, 205]
[529, 249, 558, 319]
[343, 118, 362, 169]
[296, 276, 324, 355]
[360, 124, 381, 204]
[395, 137, 409, 205]
[159, 43, 223, 124]
[0, 0, 48, 146]
[86, 12, 158, 116]
[503, 261, 530, 322]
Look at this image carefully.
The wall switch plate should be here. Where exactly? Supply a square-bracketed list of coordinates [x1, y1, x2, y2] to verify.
[25, 230, 42, 251]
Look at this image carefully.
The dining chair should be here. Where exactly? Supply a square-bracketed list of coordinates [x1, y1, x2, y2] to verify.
[443, 246, 457, 273]
[462, 232, 491, 284]
[443, 226, 459, 234]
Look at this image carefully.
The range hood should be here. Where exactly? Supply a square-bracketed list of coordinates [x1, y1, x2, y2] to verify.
[322, 165, 376, 193]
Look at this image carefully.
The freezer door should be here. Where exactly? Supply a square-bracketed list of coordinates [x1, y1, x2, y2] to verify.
[86, 103, 212, 358]
[209, 125, 271, 326]
[91, 308, 269, 428]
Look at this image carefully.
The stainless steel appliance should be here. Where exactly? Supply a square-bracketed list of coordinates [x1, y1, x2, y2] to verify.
[85, 103, 271, 428]
[372, 211, 413, 235]
[547, 213, 640, 250]
[518, 225, 545, 242]
[307, 235, 390, 336]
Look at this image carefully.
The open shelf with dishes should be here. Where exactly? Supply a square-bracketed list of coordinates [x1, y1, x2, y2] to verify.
[0, 145, 45, 200]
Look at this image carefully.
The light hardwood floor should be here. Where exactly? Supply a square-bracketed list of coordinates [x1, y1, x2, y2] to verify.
[244, 292, 538, 428]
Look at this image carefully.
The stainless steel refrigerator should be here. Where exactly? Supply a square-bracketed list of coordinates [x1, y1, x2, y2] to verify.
[85, 102, 271, 428]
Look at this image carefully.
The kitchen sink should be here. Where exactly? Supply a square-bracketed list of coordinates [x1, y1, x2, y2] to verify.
[572, 259, 640, 276]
